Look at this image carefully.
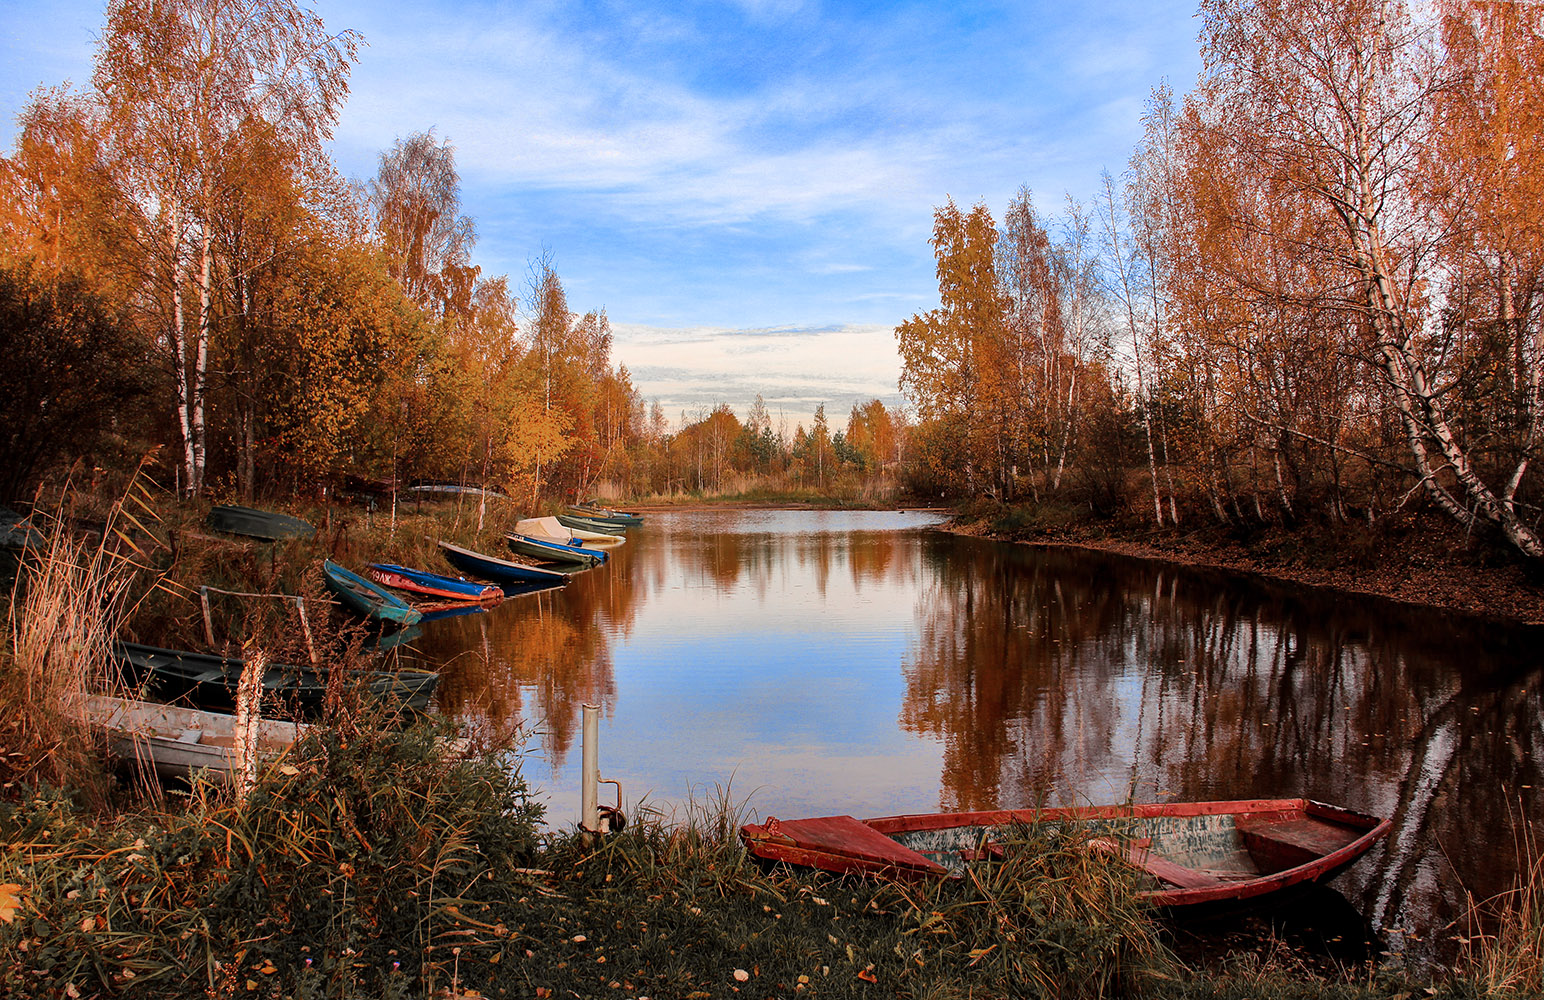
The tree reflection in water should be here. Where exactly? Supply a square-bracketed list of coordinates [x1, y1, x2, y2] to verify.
[404, 512, 1543, 960]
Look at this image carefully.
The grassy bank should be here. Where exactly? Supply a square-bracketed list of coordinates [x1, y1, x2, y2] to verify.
[0, 753, 1521, 999]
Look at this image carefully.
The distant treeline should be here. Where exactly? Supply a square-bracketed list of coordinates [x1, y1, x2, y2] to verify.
[896, 0, 1544, 560]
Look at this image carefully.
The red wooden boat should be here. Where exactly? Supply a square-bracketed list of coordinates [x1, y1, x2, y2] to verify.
[739, 798, 1390, 907]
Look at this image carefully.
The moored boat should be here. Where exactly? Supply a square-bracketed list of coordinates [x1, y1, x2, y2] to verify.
[739, 798, 1390, 907]
[567, 504, 643, 528]
[366, 562, 504, 603]
[574, 501, 644, 524]
[206, 504, 316, 541]
[85, 694, 309, 784]
[322, 559, 423, 626]
[515, 516, 625, 548]
[438, 540, 569, 586]
[555, 512, 628, 536]
[506, 531, 607, 568]
[112, 641, 439, 713]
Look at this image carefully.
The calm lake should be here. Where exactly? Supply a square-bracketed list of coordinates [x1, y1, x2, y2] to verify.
[405, 508, 1544, 960]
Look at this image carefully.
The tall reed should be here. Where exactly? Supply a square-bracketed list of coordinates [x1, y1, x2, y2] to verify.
[1456, 822, 1544, 996]
[1, 465, 165, 793]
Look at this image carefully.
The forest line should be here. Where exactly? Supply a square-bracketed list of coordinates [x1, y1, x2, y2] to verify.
[4, 0, 1544, 565]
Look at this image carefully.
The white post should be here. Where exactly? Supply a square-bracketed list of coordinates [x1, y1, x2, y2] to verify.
[581, 703, 600, 835]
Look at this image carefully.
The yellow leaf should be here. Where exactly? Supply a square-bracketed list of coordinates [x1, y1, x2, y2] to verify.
[81, 916, 96, 933]
[279, 765, 300, 776]
[0, 884, 22, 924]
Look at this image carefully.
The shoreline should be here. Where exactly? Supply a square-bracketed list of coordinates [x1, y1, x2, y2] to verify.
[942, 518, 1544, 626]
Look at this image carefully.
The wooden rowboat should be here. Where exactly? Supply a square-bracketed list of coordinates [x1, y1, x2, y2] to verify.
[555, 513, 628, 536]
[113, 641, 439, 714]
[739, 799, 1390, 908]
[206, 504, 316, 541]
[505, 531, 607, 568]
[322, 560, 423, 627]
[438, 540, 569, 586]
[515, 516, 625, 548]
[366, 563, 504, 603]
[86, 694, 309, 784]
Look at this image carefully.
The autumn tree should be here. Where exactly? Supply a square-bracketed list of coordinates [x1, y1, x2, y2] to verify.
[370, 130, 479, 323]
[1194, 0, 1544, 557]
[93, 0, 358, 495]
[0, 261, 151, 498]
[896, 199, 1011, 494]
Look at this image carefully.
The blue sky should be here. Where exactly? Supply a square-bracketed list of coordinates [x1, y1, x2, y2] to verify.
[1, 0, 1201, 431]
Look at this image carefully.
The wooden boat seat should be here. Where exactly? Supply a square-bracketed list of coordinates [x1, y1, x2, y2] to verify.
[177, 728, 203, 744]
[1236, 814, 1362, 872]
[1087, 838, 1222, 889]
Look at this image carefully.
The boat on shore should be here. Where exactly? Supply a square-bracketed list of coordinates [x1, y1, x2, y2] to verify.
[113, 642, 439, 713]
[739, 798, 1390, 907]
[85, 694, 309, 784]
[506, 531, 607, 568]
[322, 560, 423, 627]
[366, 562, 504, 603]
[515, 515, 625, 548]
[206, 504, 316, 541]
[438, 540, 569, 586]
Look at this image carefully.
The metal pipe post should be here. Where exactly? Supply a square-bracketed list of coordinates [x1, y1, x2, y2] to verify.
[581, 703, 600, 835]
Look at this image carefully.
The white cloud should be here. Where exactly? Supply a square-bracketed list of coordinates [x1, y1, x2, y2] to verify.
[612, 321, 904, 430]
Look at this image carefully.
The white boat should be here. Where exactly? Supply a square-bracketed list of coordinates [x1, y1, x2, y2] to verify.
[514, 515, 626, 547]
[85, 694, 309, 784]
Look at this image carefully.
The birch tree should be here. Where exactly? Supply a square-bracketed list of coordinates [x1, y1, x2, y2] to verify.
[94, 0, 357, 495]
[1195, 0, 1544, 557]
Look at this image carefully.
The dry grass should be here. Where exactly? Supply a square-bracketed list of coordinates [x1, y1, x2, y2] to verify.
[1455, 822, 1544, 997]
[0, 467, 165, 793]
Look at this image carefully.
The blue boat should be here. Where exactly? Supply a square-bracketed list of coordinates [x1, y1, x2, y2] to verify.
[322, 560, 423, 627]
[438, 541, 569, 586]
[366, 563, 503, 603]
[506, 531, 607, 568]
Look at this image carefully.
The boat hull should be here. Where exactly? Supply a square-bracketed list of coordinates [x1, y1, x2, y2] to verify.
[506, 532, 607, 567]
[206, 504, 316, 541]
[86, 694, 308, 784]
[113, 642, 439, 714]
[366, 563, 504, 603]
[555, 513, 628, 536]
[740, 798, 1390, 907]
[514, 516, 625, 547]
[438, 541, 569, 586]
[322, 560, 423, 626]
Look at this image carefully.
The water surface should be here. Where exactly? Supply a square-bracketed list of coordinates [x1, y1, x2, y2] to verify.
[407, 509, 1544, 959]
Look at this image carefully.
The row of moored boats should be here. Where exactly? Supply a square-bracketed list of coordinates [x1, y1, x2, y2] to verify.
[87, 502, 645, 786]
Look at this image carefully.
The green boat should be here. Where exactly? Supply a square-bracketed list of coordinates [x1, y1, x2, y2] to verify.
[113, 641, 438, 714]
[555, 512, 628, 536]
[322, 560, 423, 627]
[207, 504, 316, 541]
[569, 504, 644, 527]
